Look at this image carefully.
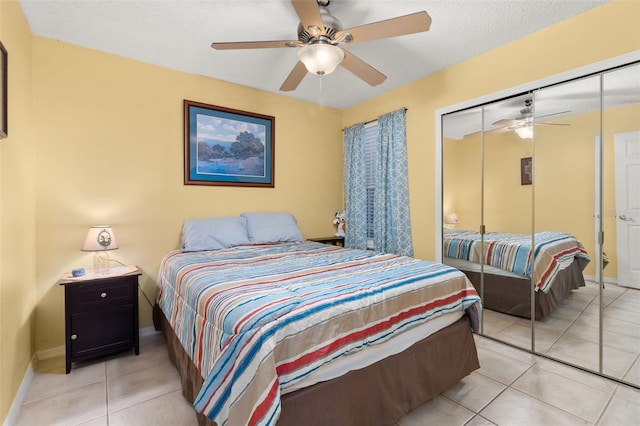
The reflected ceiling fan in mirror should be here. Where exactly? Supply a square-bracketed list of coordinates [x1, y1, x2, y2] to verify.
[211, 0, 432, 91]
[464, 99, 571, 139]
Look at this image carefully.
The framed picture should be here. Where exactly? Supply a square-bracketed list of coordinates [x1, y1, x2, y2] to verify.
[0, 41, 7, 139]
[184, 100, 275, 187]
[521, 157, 532, 185]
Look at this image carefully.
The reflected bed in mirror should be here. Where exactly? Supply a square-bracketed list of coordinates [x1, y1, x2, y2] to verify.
[443, 229, 590, 319]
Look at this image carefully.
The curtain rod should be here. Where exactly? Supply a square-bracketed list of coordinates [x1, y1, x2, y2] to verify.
[342, 107, 407, 131]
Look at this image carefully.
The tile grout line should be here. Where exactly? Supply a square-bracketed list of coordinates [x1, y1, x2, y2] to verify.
[593, 385, 619, 425]
[105, 361, 111, 425]
[455, 353, 543, 419]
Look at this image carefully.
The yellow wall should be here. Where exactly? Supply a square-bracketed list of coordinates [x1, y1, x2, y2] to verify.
[0, 1, 36, 422]
[342, 0, 640, 261]
[31, 37, 344, 353]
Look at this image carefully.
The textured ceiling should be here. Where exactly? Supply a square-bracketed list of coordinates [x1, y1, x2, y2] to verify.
[20, 0, 608, 110]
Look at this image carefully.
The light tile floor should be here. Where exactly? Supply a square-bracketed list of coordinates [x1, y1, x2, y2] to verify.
[14, 330, 640, 425]
[483, 280, 640, 386]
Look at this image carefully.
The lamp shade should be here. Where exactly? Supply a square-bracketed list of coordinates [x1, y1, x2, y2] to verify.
[81, 226, 118, 251]
[297, 43, 345, 76]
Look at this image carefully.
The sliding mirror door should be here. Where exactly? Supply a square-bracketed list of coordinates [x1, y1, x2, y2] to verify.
[532, 75, 602, 365]
[442, 96, 535, 351]
[480, 95, 534, 350]
[442, 108, 484, 328]
[602, 63, 640, 386]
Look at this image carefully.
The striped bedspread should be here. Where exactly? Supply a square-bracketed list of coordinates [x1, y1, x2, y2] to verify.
[157, 241, 480, 426]
[443, 230, 590, 293]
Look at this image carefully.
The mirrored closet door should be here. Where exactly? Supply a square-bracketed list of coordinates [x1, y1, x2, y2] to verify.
[441, 61, 640, 388]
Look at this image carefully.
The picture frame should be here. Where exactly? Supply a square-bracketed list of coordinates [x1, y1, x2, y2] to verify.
[0, 41, 7, 139]
[521, 157, 532, 185]
[184, 100, 275, 187]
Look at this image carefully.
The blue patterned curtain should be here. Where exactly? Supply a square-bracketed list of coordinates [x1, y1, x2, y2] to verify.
[374, 109, 413, 256]
[343, 123, 368, 250]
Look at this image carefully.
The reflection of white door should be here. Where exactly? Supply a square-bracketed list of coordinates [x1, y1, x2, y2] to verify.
[615, 131, 640, 288]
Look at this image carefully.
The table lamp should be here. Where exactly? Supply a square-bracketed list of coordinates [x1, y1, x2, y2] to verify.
[81, 225, 118, 274]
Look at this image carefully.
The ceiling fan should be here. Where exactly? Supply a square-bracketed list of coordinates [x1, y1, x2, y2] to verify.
[464, 99, 570, 139]
[210, 0, 432, 91]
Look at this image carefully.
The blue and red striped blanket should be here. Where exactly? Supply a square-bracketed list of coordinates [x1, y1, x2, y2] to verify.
[157, 241, 480, 426]
[443, 230, 590, 293]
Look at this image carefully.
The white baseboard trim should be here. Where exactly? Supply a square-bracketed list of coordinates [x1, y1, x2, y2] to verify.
[3, 362, 34, 426]
[584, 275, 618, 285]
[36, 345, 64, 361]
[139, 326, 160, 337]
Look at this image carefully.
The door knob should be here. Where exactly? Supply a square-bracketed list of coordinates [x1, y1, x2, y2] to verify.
[618, 215, 633, 221]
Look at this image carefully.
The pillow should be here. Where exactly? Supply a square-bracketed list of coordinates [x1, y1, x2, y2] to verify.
[181, 216, 250, 252]
[241, 212, 303, 243]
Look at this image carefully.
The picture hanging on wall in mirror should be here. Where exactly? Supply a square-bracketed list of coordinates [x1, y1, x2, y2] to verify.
[183, 100, 275, 187]
[521, 157, 532, 185]
[0, 41, 7, 139]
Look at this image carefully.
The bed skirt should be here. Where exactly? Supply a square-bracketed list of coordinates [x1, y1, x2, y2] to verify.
[153, 305, 479, 426]
[460, 258, 587, 320]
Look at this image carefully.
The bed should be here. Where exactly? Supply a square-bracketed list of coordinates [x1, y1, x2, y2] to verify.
[443, 229, 590, 319]
[154, 213, 481, 426]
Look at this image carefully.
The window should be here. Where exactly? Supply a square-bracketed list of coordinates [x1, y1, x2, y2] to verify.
[364, 122, 378, 245]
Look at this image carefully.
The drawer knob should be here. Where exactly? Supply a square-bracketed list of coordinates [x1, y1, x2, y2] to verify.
[71, 334, 77, 340]
[100, 292, 107, 298]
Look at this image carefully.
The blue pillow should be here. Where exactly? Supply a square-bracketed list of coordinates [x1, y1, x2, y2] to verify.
[241, 212, 303, 243]
[181, 216, 250, 252]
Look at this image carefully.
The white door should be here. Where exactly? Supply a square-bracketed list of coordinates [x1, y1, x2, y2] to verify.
[615, 130, 640, 288]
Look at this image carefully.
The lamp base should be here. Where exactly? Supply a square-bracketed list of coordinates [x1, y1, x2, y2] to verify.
[93, 251, 110, 274]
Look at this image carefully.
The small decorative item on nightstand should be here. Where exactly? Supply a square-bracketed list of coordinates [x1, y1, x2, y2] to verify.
[332, 211, 346, 237]
[59, 266, 141, 373]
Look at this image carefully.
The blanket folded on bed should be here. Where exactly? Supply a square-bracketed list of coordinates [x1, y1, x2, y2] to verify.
[157, 241, 480, 426]
[443, 230, 590, 293]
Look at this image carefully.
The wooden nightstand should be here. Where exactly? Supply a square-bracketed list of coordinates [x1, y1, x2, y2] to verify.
[309, 236, 345, 247]
[59, 266, 141, 373]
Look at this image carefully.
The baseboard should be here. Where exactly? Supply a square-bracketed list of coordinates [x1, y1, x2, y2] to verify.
[139, 326, 160, 337]
[584, 274, 618, 285]
[3, 361, 34, 426]
[36, 345, 64, 361]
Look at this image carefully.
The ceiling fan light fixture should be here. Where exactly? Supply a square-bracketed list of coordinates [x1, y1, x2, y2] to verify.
[297, 43, 344, 76]
[515, 125, 533, 139]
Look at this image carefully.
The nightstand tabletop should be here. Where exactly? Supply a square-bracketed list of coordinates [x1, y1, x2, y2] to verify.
[60, 265, 141, 285]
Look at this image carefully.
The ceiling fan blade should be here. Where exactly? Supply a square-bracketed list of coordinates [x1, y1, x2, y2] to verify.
[463, 126, 512, 139]
[211, 40, 299, 50]
[492, 118, 520, 126]
[335, 11, 431, 45]
[280, 61, 308, 92]
[340, 51, 387, 86]
[536, 122, 570, 126]
[291, 0, 325, 37]
[535, 110, 571, 120]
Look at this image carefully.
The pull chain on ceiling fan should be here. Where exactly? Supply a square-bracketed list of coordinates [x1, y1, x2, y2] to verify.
[210, 0, 432, 91]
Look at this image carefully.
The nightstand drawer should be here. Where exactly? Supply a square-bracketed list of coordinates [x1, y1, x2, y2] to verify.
[69, 279, 134, 311]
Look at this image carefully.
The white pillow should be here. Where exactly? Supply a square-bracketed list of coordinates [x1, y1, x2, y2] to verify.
[181, 216, 250, 252]
[241, 212, 303, 243]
